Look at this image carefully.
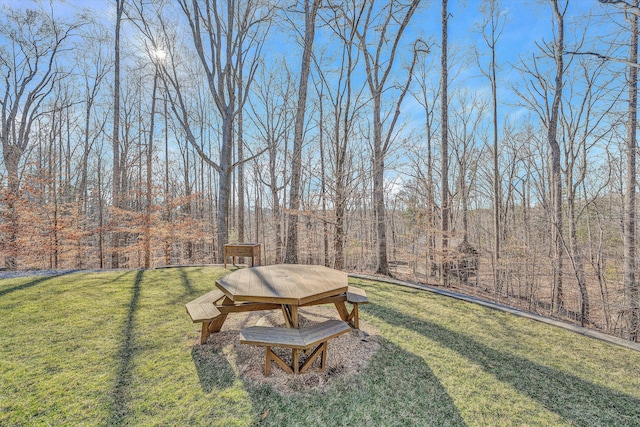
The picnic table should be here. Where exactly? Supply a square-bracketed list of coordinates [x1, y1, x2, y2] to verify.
[217, 264, 349, 328]
[186, 264, 367, 342]
[186, 264, 368, 375]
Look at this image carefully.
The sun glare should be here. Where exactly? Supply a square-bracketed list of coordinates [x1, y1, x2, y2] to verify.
[151, 48, 166, 63]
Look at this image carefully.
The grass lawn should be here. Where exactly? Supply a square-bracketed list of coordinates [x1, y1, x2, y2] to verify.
[1, 266, 639, 426]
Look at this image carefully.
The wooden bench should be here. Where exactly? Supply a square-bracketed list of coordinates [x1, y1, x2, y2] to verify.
[239, 320, 351, 375]
[186, 290, 227, 344]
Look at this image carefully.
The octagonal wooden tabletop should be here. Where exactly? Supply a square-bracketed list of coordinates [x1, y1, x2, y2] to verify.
[215, 264, 349, 305]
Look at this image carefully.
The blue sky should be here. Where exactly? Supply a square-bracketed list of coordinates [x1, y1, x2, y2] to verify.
[1, 0, 622, 148]
[0, 0, 627, 203]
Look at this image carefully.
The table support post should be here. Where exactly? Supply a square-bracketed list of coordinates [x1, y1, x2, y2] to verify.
[290, 305, 298, 328]
[281, 304, 299, 328]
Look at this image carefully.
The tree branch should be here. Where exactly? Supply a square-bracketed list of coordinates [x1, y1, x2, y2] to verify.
[565, 50, 640, 68]
[599, 0, 640, 17]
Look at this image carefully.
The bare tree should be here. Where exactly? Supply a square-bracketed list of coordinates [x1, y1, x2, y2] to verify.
[164, 0, 271, 262]
[619, 0, 640, 341]
[410, 45, 440, 278]
[0, 6, 80, 270]
[285, 0, 322, 264]
[477, 0, 506, 292]
[514, 0, 567, 312]
[560, 54, 616, 325]
[249, 60, 295, 264]
[571, 0, 640, 339]
[449, 89, 487, 245]
[317, 0, 369, 270]
[548, 0, 568, 314]
[352, 0, 422, 275]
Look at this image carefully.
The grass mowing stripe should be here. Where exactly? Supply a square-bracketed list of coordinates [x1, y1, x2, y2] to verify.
[359, 280, 640, 426]
[365, 281, 640, 397]
[365, 310, 571, 426]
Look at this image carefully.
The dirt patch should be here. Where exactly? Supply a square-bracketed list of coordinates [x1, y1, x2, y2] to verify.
[202, 306, 380, 395]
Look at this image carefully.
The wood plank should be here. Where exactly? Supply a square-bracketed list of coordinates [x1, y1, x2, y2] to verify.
[241, 320, 350, 376]
[303, 266, 327, 297]
[299, 294, 347, 307]
[298, 287, 349, 306]
[300, 320, 350, 347]
[281, 305, 293, 329]
[239, 326, 306, 348]
[216, 302, 281, 314]
[186, 302, 221, 323]
[260, 263, 275, 300]
[239, 320, 350, 349]
[334, 301, 350, 322]
[346, 286, 369, 304]
[349, 304, 359, 329]
[270, 265, 289, 300]
[186, 290, 225, 323]
[289, 305, 299, 328]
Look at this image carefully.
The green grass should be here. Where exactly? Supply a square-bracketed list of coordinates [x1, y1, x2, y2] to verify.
[0, 267, 638, 426]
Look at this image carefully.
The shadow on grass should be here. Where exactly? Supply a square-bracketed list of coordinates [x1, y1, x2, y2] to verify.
[107, 270, 144, 426]
[366, 302, 640, 426]
[179, 267, 194, 295]
[245, 336, 466, 426]
[0, 271, 76, 297]
[168, 267, 219, 306]
[191, 344, 236, 393]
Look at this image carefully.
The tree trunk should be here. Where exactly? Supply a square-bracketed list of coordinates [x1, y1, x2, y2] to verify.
[217, 112, 234, 262]
[4, 150, 21, 270]
[144, 71, 158, 269]
[285, 0, 321, 264]
[160, 94, 170, 265]
[441, 0, 450, 287]
[549, 0, 565, 313]
[626, 0, 639, 341]
[568, 197, 589, 325]
[319, 92, 330, 267]
[238, 97, 246, 244]
[372, 95, 390, 275]
[112, 0, 124, 269]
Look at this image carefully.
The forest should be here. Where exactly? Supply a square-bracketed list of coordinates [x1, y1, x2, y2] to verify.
[1, 0, 639, 343]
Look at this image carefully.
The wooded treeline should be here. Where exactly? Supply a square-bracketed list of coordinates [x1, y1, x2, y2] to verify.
[1, 0, 639, 342]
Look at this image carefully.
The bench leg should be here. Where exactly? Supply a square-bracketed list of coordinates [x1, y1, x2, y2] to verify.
[321, 343, 327, 369]
[334, 301, 360, 329]
[208, 313, 228, 333]
[200, 322, 211, 344]
[198, 313, 229, 345]
[299, 342, 327, 374]
[265, 347, 294, 376]
[262, 342, 331, 375]
[347, 304, 359, 329]
[265, 347, 271, 376]
[292, 349, 300, 374]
